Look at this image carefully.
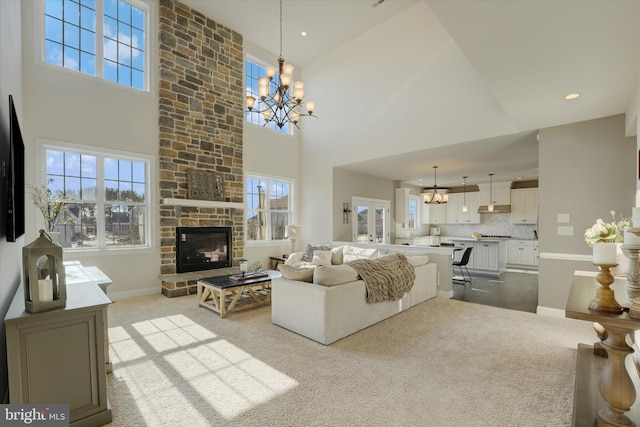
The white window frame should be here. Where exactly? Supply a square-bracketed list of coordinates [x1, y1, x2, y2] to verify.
[35, 0, 154, 94]
[408, 194, 420, 230]
[245, 172, 296, 245]
[245, 54, 295, 136]
[34, 137, 156, 254]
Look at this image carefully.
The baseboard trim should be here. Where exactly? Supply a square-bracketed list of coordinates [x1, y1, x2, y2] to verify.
[108, 287, 160, 301]
[536, 305, 565, 318]
[438, 290, 454, 299]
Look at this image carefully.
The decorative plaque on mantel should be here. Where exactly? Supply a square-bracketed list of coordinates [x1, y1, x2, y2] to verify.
[187, 170, 224, 201]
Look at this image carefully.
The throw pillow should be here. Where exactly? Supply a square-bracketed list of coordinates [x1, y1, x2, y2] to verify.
[284, 252, 305, 266]
[312, 250, 333, 266]
[302, 244, 331, 262]
[406, 255, 429, 266]
[277, 265, 314, 282]
[342, 245, 378, 263]
[313, 264, 360, 286]
[331, 246, 344, 265]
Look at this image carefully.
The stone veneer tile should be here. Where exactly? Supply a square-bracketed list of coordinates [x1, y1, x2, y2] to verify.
[159, 0, 244, 281]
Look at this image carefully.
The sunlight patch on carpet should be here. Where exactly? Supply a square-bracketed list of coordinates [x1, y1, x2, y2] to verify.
[109, 314, 298, 422]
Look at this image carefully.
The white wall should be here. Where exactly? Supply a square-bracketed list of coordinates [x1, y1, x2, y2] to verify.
[299, 2, 520, 245]
[21, 1, 160, 300]
[538, 114, 635, 311]
[243, 122, 302, 265]
[0, 0, 24, 403]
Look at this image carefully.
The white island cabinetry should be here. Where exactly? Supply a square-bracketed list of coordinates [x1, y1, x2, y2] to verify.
[449, 238, 507, 275]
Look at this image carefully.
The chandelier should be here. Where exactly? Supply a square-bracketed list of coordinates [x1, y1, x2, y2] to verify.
[245, 0, 316, 129]
[424, 166, 448, 204]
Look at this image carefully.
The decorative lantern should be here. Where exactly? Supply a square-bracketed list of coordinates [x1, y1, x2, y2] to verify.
[239, 258, 248, 276]
[22, 229, 66, 313]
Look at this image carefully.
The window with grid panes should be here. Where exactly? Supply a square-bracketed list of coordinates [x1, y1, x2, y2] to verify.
[246, 175, 294, 242]
[44, 0, 148, 91]
[42, 144, 151, 249]
[245, 59, 291, 134]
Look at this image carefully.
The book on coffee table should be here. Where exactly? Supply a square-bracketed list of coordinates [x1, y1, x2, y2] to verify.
[229, 271, 269, 282]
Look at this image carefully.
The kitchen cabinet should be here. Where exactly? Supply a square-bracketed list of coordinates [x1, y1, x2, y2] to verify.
[446, 192, 480, 224]
[508, 239, 536, 265]
[475, 241, 500, 270]
[511, 188, 538, 224]
[449, 238, 508, 273]
[479, 182, 511, 206]
[421, 203, 446, 224]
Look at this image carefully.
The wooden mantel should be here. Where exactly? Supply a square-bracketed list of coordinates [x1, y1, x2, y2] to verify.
[160, 198, 244, 209]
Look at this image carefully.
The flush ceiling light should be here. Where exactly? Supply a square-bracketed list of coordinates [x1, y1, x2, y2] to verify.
[301, 31, 307, 37]
[424, 166, 448, 204]
[245, 0, 317, 129]
[564, 93, 580, 100]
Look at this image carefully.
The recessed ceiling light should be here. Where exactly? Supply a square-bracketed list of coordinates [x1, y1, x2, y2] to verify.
[301, 31, 307, 37]
[516, 176, 523, 180]
[564, 93, 580, 100]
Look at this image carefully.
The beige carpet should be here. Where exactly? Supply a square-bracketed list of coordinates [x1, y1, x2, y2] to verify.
[104, 294, 595, 426]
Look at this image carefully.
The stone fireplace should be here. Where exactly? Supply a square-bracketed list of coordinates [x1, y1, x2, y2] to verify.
[158, 0, 245, 297]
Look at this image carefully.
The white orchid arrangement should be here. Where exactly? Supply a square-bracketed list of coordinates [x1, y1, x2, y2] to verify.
[584, 210, 631, 247]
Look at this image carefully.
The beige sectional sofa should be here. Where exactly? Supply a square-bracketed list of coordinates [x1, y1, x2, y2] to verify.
[271, 244, 438, 345]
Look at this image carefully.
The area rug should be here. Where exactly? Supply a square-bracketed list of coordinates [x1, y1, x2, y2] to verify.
[104, 295, 596, 426]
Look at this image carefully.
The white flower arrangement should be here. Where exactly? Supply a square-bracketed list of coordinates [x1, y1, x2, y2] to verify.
[584, 210, 631, 247]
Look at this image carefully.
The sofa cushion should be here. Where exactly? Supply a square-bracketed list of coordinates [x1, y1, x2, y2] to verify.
[277, 265, 314, 282]
[406, 255, 429, 266]
[302, 244, 332, 262]
[312, 250, 333, 266]
[342, 245, 378, 263]
[313, 264, 360, 286]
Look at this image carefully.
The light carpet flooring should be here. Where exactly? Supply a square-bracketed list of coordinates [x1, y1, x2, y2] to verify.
[104, 294, 596, 426]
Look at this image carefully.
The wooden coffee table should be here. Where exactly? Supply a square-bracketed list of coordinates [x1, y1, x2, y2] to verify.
[197, 270, 282, 318]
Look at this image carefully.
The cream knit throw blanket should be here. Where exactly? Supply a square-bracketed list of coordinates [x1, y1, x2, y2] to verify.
[348, 253, 416, 303]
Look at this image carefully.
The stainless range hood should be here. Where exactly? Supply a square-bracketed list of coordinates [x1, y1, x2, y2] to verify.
[477, 205, 511, 213]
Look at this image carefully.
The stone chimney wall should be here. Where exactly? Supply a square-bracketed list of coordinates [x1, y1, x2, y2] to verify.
[158, 0, 244, 293]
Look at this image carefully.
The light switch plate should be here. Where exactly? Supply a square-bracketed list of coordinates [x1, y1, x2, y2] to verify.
[557, 213, 570, 224]
[557, 226, 574, 236]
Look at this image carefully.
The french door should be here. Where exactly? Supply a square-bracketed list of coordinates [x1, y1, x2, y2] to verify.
[352, 197, 390, 244]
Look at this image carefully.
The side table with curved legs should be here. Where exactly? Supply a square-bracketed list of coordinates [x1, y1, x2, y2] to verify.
[566, 273, 640, 426]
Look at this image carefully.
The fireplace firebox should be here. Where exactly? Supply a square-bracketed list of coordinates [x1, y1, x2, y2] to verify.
[176, 226, 232, 273]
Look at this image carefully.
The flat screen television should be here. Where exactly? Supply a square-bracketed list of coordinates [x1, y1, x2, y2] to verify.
[7, 94, 25, 242]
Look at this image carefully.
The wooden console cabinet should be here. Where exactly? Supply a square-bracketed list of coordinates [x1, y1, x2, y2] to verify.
[4, 281, 112, 427]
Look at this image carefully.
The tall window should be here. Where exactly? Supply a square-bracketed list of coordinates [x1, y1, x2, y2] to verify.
[44, 0, 148, 91]
[40, 143, 151, 250]
[246, 175, 294, 242]
[245, 59, 291, 135]
[408, 195, 420, 229]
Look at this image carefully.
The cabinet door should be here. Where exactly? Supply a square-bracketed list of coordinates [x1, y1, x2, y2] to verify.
[422, 204, 447, 224]
[522, 246, 536, 265]
[446, 194, 461, 224]
[475, 243, 498, 270]
[511, 189, 538, 224]
[508, 245, 523, 264]
[462, 192, 480, 224]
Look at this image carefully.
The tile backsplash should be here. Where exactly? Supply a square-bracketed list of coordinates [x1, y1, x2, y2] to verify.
[397, 213, 538, 240]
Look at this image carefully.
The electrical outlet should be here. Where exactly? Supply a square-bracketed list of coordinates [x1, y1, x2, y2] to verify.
[557, 226, 574, 236]
[557, 213, 570, 224]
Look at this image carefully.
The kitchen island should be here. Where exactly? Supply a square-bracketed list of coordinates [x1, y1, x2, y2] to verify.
[446, 237, 508, 276]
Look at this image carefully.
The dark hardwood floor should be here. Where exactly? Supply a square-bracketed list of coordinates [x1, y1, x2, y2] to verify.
[452, 269, 538, 313]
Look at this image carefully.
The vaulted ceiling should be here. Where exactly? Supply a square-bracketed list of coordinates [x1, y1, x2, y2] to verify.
[181, 0, 640, 187]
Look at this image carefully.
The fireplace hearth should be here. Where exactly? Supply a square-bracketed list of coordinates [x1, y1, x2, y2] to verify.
[176, 226, 232, 273]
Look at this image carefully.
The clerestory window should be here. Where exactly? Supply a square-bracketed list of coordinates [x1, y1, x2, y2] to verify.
[43, 0, 150, 91]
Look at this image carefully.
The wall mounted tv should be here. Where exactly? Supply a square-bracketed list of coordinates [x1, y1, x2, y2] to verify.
[7, 94, 25, 242]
